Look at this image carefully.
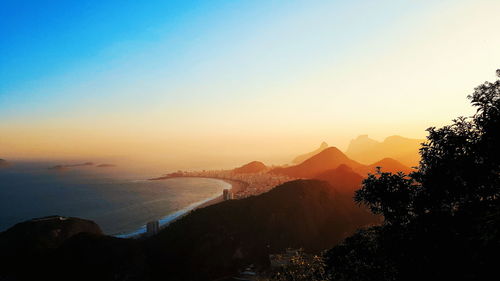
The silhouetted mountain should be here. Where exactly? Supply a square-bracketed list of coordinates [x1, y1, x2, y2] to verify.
[367, 157, 414, 174]
[0, 219, 146, 281]
[0, 216, 103, 280]
[54, 233, 148, 281]
[233, 161, 267, 174]
[292, 142, 329, 164]
[0, 159, 9, 167]
[146, 179, 378, 280]
[345, 135, 423, 167]
[0, 216, 102, 250]
[272, 147, 366, 178]
[314, 164, 364, 194]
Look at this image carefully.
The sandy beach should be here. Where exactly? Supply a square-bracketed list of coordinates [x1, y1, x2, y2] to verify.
[116, 177, 247, 238]
[150, 176, 248, 209]
[193, 178, 248, 209]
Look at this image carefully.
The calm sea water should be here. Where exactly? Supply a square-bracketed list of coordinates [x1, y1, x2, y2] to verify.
[0, 162, 227, 235]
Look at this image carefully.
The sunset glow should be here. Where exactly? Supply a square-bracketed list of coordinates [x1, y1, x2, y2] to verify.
[1, 0, 499, 169]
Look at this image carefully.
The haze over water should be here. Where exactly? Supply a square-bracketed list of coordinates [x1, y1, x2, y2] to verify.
[0, 162, 227, 234]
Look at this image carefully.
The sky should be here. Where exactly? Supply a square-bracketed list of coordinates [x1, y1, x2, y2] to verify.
[1, 0, 499, 169]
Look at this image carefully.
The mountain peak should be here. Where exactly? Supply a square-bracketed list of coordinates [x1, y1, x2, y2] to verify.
[374, 157, 402, 164]
[309, 147, 349, 162]
[320, 146, 344, 154]
[274, 146, 364, 178]
[233, 161, 267, 174]
[291, 142, 329, 164]
[368, 157, 413, 174]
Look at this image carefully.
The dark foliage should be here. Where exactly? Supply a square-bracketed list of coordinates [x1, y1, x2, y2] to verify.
[326, 71, 500, 280]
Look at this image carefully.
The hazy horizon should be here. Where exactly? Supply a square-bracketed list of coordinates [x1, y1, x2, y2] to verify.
[2, 0, 499, 169]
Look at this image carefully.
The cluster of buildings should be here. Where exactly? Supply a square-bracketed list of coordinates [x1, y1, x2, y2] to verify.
[165, 169, 295, 199]
[223, 188, 234, 200]
[230, 172, 294, 198]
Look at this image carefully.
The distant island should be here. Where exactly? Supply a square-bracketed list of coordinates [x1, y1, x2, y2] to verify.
[48, 162, 94, 170]
[96, 164, 116, 168]
[0, 159, 9, 167]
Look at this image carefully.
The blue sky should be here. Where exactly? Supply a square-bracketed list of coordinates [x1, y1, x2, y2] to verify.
[1, 0, 499, 166]
[1, 0, 426, 113]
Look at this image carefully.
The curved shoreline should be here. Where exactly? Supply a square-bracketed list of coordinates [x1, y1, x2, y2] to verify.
[114, 177, 242, 239]
[149, 176, 248, 208]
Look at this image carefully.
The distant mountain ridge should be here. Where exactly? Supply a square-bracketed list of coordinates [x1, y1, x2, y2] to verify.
[0, 159, 8, 167]
[272, 147, 366, 178]
[292, 142, 329, 164]
[271, 146, 414, 191]
[345, 135, 423, 167]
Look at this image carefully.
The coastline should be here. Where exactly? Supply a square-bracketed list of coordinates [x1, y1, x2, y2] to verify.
[114, 177, 246, 239]
[192, 177, 247, 208]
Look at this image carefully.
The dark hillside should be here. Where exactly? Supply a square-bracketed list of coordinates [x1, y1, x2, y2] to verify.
[146, 179, 377, 280]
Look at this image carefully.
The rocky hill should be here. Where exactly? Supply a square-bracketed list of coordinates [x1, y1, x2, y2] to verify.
[233, 161, 267, 174]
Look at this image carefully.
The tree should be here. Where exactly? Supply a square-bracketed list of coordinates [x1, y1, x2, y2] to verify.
[326, 70, 500, 281]
[357, 71, 500, 223]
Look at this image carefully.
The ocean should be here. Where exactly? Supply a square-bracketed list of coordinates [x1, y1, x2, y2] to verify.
[0, 161, 228, 235]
